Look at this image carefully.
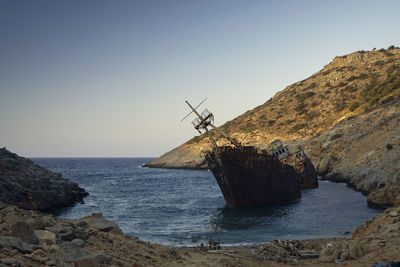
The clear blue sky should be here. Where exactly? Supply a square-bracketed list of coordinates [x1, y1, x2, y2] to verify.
[1, 0, 399, 157]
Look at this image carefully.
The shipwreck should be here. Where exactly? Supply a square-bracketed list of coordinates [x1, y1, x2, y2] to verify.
[183, 99, 318, 207]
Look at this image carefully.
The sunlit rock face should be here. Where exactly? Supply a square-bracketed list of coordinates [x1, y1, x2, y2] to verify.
[147, 48, 400, 208]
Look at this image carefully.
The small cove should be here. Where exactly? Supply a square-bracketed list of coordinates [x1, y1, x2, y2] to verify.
[33, 157, 381, 246]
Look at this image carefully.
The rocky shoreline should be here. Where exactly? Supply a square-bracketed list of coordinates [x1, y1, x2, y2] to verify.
[0, 149, 399, 266]
[145, 97, 400, 209]
[0, 201, 399, 266]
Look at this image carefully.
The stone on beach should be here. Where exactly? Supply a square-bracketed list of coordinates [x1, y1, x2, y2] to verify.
[34, 230, 56, 245]
[0, 236, 33, 254]
[56, 242, 86, 263]
[78, 213, 123, 235]
[74, 252, 113, 267]
[28, 249, 49, 263]
[71, 238, 85, 248]
[389, 211, 399, 217]
[1, 258, 19, 265]
[10, 221, 40, 244]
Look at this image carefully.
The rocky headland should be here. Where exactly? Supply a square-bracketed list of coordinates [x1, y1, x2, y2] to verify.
[0, 148, 88, 211]
[146, 47, 400, 208]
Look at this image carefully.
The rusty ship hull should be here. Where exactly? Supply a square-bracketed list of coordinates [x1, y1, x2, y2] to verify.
[205, 146, 302, 207]
[270, 140, 318, 189]
[280, 151, 318, 189]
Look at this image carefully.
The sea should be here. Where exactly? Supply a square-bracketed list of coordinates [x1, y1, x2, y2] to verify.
[32, 157, 380, 247]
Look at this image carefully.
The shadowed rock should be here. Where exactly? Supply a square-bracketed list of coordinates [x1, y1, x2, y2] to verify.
[0, 148, 88, 211]
[10, 221, 39, 244]
[0, 236, 33, 254]
[74, 252, 113, 267]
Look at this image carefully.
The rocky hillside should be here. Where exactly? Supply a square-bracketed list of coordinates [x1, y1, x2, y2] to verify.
[0, 148, 88, 211]
[146, 47, 400, 207]
[301, 97, 400, 207]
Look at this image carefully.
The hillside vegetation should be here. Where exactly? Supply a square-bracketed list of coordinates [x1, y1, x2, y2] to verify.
[189, 48, 400, 146]
[147, 47, 400, 170]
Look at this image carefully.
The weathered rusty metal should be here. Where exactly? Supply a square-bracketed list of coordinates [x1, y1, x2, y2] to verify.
[183, 100, 318, 207]
[206, 146, 301, 207]
[184, 100, 241, 148]
[271, 140, 318, 189]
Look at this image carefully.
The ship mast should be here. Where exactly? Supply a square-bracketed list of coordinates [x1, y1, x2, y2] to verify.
[182, 99, 242, 149]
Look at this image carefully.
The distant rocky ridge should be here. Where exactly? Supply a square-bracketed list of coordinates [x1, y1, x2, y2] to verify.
[146, 47, 400, 208]
[0, 148, 88, 211]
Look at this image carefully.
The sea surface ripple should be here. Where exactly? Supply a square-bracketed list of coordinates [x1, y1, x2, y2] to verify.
[32, 158, 380, 246]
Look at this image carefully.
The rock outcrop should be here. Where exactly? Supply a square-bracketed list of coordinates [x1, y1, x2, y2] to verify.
[367, 175, 400, 208]
[316, 205, 400, 264]
[0, 148, 88, 211]
[301, 97, 400, 207]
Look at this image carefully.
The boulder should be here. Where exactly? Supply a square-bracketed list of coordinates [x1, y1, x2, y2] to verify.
[319, 246, 333, 257]
[74, 252, 112, 267]
[49, 244, 60, 254]
[59, 230, 77, 241]
[55, 242, 86, 263]
[45, 225, 71, 234]
[367, 177, 400, 208]
[34, 230, 56, 245]
[76, 221, 89, 230]
[45, 226, 89, 242]
[29, 249, 49, 263]
[91, 218, 122, 234]
[80, 213, 123, 235]
[395, 196, 400, 207]
[113, 259, 132, 267]
[27, 215, 56, 230]
[112, 259, 132, 267]
[317, 154, 332, 174]
[73, 230, 90, 241]
[389, 211, 399, 217]
[319, 255, 334, 263]
[349, 241, 361, 259]
[0, 258, 19, 265]
[10, 221, 39, 244]
[71, 238, 85, 248]
[0, 236, 33, 254]
[45, 259, 56, 266]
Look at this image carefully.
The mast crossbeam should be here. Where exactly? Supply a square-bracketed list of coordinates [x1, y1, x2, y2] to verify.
[184, 100, 242, 149]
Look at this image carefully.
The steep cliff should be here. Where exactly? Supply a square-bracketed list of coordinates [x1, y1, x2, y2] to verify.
[302, 97, 400, 207]
[146, 47, 400, 207]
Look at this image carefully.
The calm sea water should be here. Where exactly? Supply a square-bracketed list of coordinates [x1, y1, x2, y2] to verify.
[32, 158, 380, 246]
